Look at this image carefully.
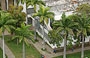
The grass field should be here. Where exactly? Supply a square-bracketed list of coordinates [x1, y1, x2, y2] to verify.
[5, 35, 41, 58]
[0, 48, 3, 58]
[54, 50, 90, 58]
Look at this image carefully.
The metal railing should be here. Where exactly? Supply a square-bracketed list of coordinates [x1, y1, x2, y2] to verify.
[34, 18, 51, 42]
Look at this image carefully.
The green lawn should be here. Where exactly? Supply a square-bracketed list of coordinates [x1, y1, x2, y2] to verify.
[5, 35, 41, 58]
[0, 47, 3, 58]
[54, 50, 90, 58]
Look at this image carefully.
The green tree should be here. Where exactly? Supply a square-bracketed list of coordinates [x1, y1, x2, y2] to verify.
[33, 5, 54, 26]
[48, 30, 62, 47]
[26, 0, 45, 40]
[0, 11, 16, 58]
[33, 5, 54, 49]
[26, 0, 45, 12]
[18, 0, 45, 12]
[76, 3, 90, 16]
[76, 4, 90, 58]
[18, 0, 45, 41]
[13, 23, 33, 58]
[74, 13, 90, 58]
[53, 13, 75, 58]
[66, 13, 90, 58]
[66, 14, 80, 45]
[8, 5, 26, 45]
[8, 5, 26, 28]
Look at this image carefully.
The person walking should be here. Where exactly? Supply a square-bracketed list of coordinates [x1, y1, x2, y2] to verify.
[53, 48, 56, 53]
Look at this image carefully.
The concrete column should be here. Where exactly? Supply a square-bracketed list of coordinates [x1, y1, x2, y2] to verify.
[1, 0, 6, 10]
[14, 0, 17, 5]
[6, 0, 8, 10]
[8, 0, 13, 9]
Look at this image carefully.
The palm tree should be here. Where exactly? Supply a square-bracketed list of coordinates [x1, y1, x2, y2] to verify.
[20, 0, 45, 40]
[66, 14, 81, 45]
[17, 0, 45, 41]
[74, 13, 90, 58]
[8, 5, 26, 44]
[48, 30, 63, 47]
[13, 23, 33, 58]
[18, 0, 45, 12]
[26, 0, 45, 12]
[8, 5, 26, 28]
[33, 5, 54, 49]
[53, 13, 75, 58]
[76, 3, 90, 16]
[26, 0, 45, 41]
[76, 3, 90, 47]
[0, 11, 16, 58]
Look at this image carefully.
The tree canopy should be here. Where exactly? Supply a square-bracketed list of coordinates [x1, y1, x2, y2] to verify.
[76, 3, 90, 15]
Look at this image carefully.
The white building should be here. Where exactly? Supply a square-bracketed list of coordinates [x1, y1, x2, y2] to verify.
[23, 0, 90, 48]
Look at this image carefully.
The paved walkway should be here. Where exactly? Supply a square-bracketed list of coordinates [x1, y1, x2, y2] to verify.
[28, 36, 90, 58]
[0, 31, 90, 58]
[0, 39, 15, 58]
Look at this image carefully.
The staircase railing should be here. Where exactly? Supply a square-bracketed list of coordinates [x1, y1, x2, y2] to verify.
[34, 19, 51, 42]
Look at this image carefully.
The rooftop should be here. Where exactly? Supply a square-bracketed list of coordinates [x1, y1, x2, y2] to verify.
[43, 0, 90, 20]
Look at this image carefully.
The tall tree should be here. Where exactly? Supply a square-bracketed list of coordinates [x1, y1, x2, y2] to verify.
[76, 3, 90, 46]
[18, 0, 45, 12]
[74, 13, 90, 58]
[24, 0, 45, 40]
[0, 11, 16, 58]
[26, 0, 45, 12]
[13, 23, 33, 58]
[18, 0, 45, 40]
[8, 5, 26, 44]
[8, 5, 26, 28]
[48, 29, 63, 47]
[53, 13, 75, 58]
[76, 3, 90, 16]
[66, 14, 81, 45]
[33, 5, 54, 49]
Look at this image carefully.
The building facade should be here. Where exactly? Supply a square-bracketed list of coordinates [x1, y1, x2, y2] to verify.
[1, 0, 17, 10]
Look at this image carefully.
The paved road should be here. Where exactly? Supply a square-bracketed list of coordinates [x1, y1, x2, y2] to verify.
[0, 39, 15, 58]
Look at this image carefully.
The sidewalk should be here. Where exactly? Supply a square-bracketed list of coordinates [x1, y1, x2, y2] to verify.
[0, 39, 15, 58]
[28, 38, 54, 58]
[0, 35, 90, 58]
[28, 36, 90, 58]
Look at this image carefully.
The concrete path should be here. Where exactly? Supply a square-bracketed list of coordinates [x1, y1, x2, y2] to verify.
[0, 39, 15, 58]
[53, 46, 90, 58]
[0, 35, 90, 58]
[28, 36, 90, 58]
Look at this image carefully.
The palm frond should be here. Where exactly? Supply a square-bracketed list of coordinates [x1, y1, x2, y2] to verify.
[24, 38, 29, 46]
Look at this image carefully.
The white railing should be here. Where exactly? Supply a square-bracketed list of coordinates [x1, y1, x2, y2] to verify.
[31, 16, 57, 48]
